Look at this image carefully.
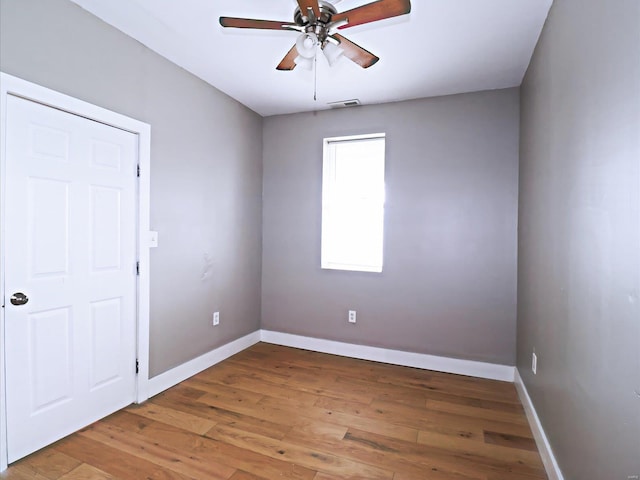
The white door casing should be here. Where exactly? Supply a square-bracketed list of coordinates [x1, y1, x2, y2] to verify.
[0, 72, 151, 471]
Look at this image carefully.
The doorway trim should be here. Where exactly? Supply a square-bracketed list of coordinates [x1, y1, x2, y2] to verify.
[0, 72, 151, 471]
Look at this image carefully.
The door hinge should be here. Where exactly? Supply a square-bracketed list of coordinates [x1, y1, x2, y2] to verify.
[136, 261, 140, 276]
[136, 359, 139, 374]
[137, 164, 140, 177]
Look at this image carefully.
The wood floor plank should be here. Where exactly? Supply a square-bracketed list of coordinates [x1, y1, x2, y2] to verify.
[420, 390, 525, 413]
[0, 449, 81, 480]
[391, 471, 484, 480]
[314, 396, 486, 441]
[206, 390, 421, 443]
[3, 343, 547, 480]
[333, 375, 430, 408]
[53, 434, 162, 480]
[180, 377, 266, 404]
[285, 372, 378, 405]
[227, 471, 268, 480]
[199, 362, 290, 386]
[115, 411, 316, 480]
[125, 401, 217, 435]
[206, 423, 394, 480]
[375, 374, 520, 405]
[311, 474, 344, 480]
[414, 429, 545, 471]
[0, 467, 52, 480]
[79, 422, 235, 480]
[101, 410, 152, 434]
[483, 430, 538, 452]
[196, 364, 320, 408]
[424, 399, 530, 425]
[147, 469, 199, 480]
[371, 398, 534, 438]
[284, 419, 484, 480]
[153, 389, 292, 440]
[226, 354, 311, 379]
[344, 428, 545, 479]
[58, 464, 116, 480]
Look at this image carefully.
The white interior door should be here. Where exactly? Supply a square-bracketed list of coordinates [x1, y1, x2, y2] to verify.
[4, 95, 138, 463]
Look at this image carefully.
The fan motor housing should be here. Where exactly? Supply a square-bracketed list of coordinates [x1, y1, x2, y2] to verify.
[294, 1, 337, 27]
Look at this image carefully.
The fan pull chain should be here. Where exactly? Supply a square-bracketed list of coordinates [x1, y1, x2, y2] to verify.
[314, 54, 317, 101]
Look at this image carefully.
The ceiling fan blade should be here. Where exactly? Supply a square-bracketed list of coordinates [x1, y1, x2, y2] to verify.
[296, 0, 321, 20]
[219, 17, 298, 30]
[332, 34, 379, 68]
[332, 0, 411, 29]
[276, 45, 299, 71]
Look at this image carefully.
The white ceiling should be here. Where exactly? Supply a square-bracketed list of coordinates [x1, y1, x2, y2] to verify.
[69, 0, 552, 117]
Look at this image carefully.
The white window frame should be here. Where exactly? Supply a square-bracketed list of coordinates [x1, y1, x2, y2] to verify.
[321, 133, 386, 273]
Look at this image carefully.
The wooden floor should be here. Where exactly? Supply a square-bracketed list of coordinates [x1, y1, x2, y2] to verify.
[2, 343, 547, 480]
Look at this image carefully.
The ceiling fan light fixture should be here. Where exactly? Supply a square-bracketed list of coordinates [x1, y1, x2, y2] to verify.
[295, 32, 318, 59]
[322, 41, 344, 66]
[294, 55, 314, 70]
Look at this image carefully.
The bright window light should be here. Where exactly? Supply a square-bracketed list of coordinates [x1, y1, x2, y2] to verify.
[321, 133, 385, 273]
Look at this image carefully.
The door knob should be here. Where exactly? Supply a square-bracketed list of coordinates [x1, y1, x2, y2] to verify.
[10, 292, 28, 306]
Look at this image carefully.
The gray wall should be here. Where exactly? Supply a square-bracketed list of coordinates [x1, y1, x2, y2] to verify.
[0, 0, 264, 377]
[518, 0, 640, 478]
[262, 89, 520, 365]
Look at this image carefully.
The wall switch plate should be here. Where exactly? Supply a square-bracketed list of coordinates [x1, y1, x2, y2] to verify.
[348, 310, 356, 323]
[213, 311, 220, 326]
[148, 231, 158, 248]
[532, 352, 537, 375]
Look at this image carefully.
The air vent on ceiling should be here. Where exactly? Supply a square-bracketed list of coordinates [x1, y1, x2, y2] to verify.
[328, 99, 361, 109]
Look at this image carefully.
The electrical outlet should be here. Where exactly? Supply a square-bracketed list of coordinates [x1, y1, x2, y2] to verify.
[348, 310, 356, 324]
[213, 311, 220, 326]
[532, 352, 537, 375]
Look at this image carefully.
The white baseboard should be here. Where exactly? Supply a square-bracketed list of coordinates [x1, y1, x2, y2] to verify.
[260, 330, 515, 382]
[514, 369, 565, 480]
[146, 330, 261, 398]
[144, 329, 515, 403]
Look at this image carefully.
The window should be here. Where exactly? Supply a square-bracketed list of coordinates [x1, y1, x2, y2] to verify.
[321, 133, 386, 272]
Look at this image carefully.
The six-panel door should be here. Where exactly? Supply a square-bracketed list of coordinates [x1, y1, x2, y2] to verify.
[4, 95, 138, 462]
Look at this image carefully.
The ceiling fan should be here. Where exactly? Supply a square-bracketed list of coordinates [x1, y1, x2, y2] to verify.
[219, 0, 412, 71]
